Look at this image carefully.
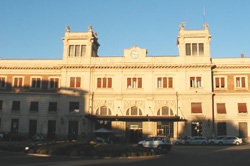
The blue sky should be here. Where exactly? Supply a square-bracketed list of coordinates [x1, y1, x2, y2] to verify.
[0, 0, 250, 59]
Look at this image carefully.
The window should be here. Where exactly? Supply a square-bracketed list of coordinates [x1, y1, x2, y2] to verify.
[235, 76, 247, 88]
[13, 77, 24, 87]
[191, 102, 202, 113]
[238, 103, 247, 113]
[69, 102, 79, 112]
[0, 77, 6, 88]
[157, 121, 173, 138]
[12, 101, 20, 111]
[48, 102, 57, 112]
[217, 103, 226, 114]
[217, 122, 227, 136]
[31, 77, 42, 88]
[0, 100, 2, 110]
[30, 102, 39, 112]
[127, 77, 142, 88]
[186, 43, 204, 56]
[97, 78, 112, 88]
[157, 77, 173, 88]
[157, 106, 174, 116]
[215, 77, 226, 89]
[191, 122, 203, 136]
[126, 106, 142, 116]
[11, 119, 19, 133]
[96, 106, 112, 115]
[69, 45, 86, 57]
[70, 77, 81, 88]
[49, 77, 59, 88]
[190, 77, 202, 88]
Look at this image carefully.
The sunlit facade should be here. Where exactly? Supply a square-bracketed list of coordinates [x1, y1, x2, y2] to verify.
[0, 24, 249, 143]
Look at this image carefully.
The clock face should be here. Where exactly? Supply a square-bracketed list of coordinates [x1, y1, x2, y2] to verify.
[130, 50, 139, 59]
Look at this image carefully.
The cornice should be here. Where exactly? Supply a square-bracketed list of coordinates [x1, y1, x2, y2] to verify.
[0, 64, 214, 70]
[213, 65, 250, 69]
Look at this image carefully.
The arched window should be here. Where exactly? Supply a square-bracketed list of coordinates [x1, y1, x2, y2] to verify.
[96, 106, 112, 116]
[126, 106, 142, 116]
[157, 106, 174, 116]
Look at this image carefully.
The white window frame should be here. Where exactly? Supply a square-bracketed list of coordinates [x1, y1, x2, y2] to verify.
[30, 76, 42, 89]
[69, 45, 86, 57]
[97, 77, 113, 89]
[13, 76, 24, 88]
[127, 77, 143, 89]
[0, 76, 7, 88]
[214, 76, 227, 89]
[186, 43, 204, 56]
[234, 76, 248, 89]
[48, 77, 60, 89]
[157, 77, 174, 88]
[190, 77, 202, 88]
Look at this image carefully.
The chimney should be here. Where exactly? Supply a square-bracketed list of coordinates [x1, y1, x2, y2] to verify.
[241, 54, 245, 58]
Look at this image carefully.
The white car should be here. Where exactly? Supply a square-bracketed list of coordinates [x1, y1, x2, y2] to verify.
[189, 136, 208, 145]
[208, 136, 226, 145]
[172, 136, 192, 145]
[138, 136, 172, 150]
[210, 136, 242, 145]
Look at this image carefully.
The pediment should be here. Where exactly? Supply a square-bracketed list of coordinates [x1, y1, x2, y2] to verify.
[124, 45, 147, 60]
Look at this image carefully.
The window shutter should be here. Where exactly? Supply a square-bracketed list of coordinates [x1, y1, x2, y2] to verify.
[157, 77, 162, 88]
[190, 77, 195, 87]
[32, 78, 36, 88]
[55, 78, 59, 88]
[103, 78, 107, 88]
[168, 77, 173, 88]
[14, 78, 18, 87]
[108, 78, 112, 88]
[127, 78, 131, 88]
[163, 77, 167, 88]
[238, 103, 247, 113]
[221, 77, 225, 87]
[217, 103, 226, 114]
[191, 103, 202, 113]
[186, 43, 191, 56]
[70, 77, 75, 87]
[215, 77, 219, 87]
[19, 78, 23, 87]
[138, 78, 142, 88]
[76, 77, 81, 87]
[241, 77, 246, 88]
[97, 78, 101, 88]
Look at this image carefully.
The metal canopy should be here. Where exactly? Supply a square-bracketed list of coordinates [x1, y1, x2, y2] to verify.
[85, 114, 186, 122]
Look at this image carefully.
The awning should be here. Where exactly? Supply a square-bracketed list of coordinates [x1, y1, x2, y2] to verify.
[93, 128, 113, 133]
[85, 114, 186, 122]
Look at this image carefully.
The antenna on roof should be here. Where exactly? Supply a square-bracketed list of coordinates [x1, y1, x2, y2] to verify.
[203, 6, 206, 24]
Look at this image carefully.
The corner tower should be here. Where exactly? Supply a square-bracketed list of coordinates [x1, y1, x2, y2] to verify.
[62, 26, 100, 63]
[177, 24, 211, 63]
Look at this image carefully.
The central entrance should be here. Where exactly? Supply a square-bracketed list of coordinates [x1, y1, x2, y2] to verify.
[126, 122, 142, 143]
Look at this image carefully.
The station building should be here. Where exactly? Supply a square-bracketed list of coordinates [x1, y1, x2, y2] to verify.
[0, 24, 249, 143]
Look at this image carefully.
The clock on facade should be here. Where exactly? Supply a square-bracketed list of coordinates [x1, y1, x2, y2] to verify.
[130, 50, 139, 59]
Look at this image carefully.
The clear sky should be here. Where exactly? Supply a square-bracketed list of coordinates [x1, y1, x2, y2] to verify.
[0, 0, 250, 59]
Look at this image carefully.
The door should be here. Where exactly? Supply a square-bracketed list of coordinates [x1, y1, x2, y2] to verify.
[239, 122, 248, 139]
[47, 120, 56, 140]
[29, 120, 37, 138]
[68, 121, 78, 140]
[126, 122, 142, 143]
[11, 119, 19, 134]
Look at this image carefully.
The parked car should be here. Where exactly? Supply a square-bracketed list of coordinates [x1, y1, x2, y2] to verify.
[172, 136, 192, 145]
[208, 136, 226, 145]
[0, 132, 3, 141]
[210, 136, 242, 146]
[138, 136, 172, 150]
[188, 136, 208, 145]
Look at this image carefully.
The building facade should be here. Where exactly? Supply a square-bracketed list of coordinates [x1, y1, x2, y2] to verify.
[0, 24, 249, 143]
